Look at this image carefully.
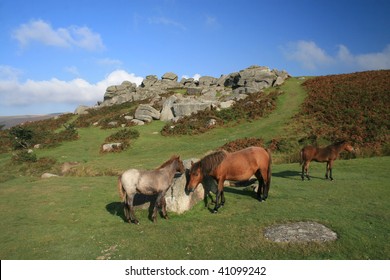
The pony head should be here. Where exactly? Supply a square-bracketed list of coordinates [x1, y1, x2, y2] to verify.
[187, 161, 203, 192]
[175, 156, 185, 174]
[344, 143, 354, 153]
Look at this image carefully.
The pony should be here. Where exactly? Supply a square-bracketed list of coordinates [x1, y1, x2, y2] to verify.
[300, 140, 354, 181]
[187, 146, 272, 213]
[118, 155, 185, 224]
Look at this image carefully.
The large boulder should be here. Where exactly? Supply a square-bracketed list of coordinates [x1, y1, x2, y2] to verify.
[104, 81, 137, 100]
[74, 105, 90, 115]
[134, 104, 161, 122]
[162, 72, 178, 82]
[165, 159, 204, 213]
[141, 75, 158, 87]
[160, 95, 177, 121]
[172, 99, 215, 117]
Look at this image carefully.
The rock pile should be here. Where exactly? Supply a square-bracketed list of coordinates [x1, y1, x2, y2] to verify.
[80, 65, 289, 124]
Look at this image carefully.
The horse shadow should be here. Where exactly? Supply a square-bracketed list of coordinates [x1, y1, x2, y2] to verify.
[272, 170, 302, 180]
[272, 170, 325, 181]
[106, 194, 159, 223]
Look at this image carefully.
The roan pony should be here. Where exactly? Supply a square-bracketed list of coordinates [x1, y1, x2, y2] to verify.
[300, 140, 354, 181]
[118, 155, 185, 224]
[187, 146, 272, 213]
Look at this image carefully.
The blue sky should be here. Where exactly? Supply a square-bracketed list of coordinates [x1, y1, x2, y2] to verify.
[0, 0, 389, 116]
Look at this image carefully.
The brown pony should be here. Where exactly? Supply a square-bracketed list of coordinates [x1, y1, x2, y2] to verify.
[187, 146, 272, 213]
[300, 140, 354, 181]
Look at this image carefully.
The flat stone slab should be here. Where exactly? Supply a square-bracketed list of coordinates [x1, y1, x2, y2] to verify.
[264, 221, 338, 243]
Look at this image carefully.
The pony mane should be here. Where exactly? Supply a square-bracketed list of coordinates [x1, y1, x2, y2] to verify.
[332, 140, 347, 147]
[158, 155, 179, 169]
[198, 150, 227, 175]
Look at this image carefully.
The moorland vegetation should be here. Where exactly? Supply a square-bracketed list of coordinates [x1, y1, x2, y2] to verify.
[0, 70, 389, 259]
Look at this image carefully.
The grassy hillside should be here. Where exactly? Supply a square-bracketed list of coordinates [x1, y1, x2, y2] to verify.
[0, 72, 389, 259]
[0, 157, 389, 259]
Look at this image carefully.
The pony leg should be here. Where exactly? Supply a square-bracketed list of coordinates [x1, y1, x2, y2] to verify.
[152, 192, 166, 222]
[325, 162, 329, 179]
[126, 195, 139, 224]
[160, 197, 169, 220]
[304, 162, 311, 180]
[255, 170, 264, 201]
[213, 179, 225, 213]
[301, 163, 306, 180]
[329, 160, 334, 181]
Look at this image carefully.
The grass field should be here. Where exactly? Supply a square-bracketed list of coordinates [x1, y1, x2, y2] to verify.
[0, 157, 389, 259]
[0, 76, 389, 260]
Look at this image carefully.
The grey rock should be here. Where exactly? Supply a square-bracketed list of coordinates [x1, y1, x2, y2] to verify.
[134, 104, 161, 122]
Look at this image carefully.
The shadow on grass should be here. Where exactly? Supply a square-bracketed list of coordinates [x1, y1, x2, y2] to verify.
[106, 194, 158, 223]
[272, 170, 325, 181]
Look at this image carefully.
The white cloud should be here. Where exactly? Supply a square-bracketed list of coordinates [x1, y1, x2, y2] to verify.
[283, 40, 390, 72]
[148, 17, 187, 31]
[354, 45, 390, 70]
[0, 69, 143, 109]
[12, 19, 105, 51]
[282, 40, 334, 70]
[181, 74, 201, 81]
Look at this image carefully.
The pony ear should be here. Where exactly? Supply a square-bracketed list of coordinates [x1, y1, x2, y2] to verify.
[191, 161, 194, 166]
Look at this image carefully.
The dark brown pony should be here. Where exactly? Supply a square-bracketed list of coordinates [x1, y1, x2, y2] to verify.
[300, 140, 354, 181]
[187, 146, 272, 213]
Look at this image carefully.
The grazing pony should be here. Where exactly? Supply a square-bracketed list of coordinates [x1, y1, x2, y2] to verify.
[187, 146, 272, 213]
[118, 155, 185, 224]
[300, 140, 354, 181]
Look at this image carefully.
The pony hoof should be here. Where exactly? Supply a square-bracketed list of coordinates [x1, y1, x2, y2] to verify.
[132, 220, 139, 225]
[212, 209, 218, 214]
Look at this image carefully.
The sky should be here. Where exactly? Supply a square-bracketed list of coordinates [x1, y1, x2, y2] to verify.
[0, 0, 389, 116]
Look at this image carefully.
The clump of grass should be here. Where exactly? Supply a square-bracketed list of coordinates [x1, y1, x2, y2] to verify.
[101, 128, 140, 153]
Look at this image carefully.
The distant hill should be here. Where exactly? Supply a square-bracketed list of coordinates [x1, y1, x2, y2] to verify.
[0, 113, 64, 129]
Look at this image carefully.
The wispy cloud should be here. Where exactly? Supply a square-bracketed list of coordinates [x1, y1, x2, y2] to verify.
[282, 40, 334, 70]
[148, 16, 187, 31]
[282, 40, 390, 72]
[12, 19, 105, 51]
[96, 58, 123, 68]
[0, 68, 143, 108]
[64, 66, 80, 76]
[204, 15, 220, 29]
[338, 44, 390, 70]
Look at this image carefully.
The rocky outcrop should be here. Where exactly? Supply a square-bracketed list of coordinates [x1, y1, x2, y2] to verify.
[94, 65, 289, 124]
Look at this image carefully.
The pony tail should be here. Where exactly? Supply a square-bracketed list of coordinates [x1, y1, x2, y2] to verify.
[118, 175, 126, 202]
[299, 149, 303, 165]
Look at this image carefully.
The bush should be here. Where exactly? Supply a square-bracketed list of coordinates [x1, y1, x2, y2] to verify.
[9, 126, 34, 149]
[101, 128, 140, 153]
[12, 150, 37, 163]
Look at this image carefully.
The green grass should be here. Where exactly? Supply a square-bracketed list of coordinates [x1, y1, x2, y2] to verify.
[0, 157, 388, 259]
[0, 77, 389, 259]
